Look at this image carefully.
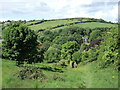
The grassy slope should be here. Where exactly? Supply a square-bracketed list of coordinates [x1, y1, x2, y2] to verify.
[28, 19, 79, 30]
[27, 18, 116, 31]
[2, 59, 118, 88]
[52, 22, 116, 31]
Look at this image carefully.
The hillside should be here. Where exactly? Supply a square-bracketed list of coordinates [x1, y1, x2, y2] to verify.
[1, 17, 119, 88]
[1, 17, 117, 33]
[26, 18, 116, 31]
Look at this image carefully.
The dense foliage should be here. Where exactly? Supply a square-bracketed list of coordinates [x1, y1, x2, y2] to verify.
[1, 18, 118, 88]
[44, 46, 61, 63]
[2, 22, 38, 65]
[81, 27, 118, 68]
[98, 27, 118, 68]
[61, 41, 79, 60]
[2, 18, 118, 69]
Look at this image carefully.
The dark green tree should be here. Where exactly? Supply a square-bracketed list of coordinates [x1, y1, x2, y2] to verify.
[2, 22, 38, 65]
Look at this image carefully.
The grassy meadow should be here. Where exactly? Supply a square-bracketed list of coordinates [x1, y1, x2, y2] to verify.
[52, 22, 116, 31]
[2, 59, 118, 88]
[27, 18, 116, 31]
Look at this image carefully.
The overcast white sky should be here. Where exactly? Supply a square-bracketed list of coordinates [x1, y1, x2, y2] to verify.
[0, 0, 119, 22]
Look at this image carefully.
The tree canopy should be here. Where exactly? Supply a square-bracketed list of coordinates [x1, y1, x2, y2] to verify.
[61, 41, 79, 60]
[2, 22, 38, 65]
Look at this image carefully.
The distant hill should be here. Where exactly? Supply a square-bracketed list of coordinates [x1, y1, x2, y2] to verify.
[1, 17, 117, 37]
[25, 18, 116, 31]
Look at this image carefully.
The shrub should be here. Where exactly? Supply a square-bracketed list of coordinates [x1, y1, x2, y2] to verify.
[15, 66, 46, 80]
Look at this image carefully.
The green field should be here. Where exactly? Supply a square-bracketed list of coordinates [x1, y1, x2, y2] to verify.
[28, 19, 79, 30]
[27, 18, 116, 31]
[52, 22, 116, 31]
[2, 59, 118, 88]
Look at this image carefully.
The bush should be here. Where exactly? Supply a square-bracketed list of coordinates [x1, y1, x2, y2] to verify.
[15, 66, 46, 80]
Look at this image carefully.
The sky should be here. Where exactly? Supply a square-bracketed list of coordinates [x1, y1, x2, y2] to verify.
[0, 0, 119, 22]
